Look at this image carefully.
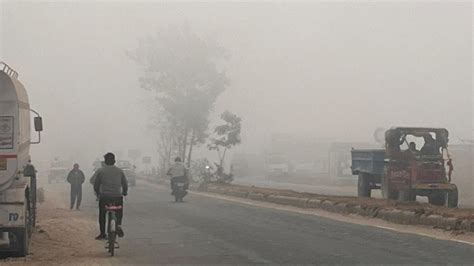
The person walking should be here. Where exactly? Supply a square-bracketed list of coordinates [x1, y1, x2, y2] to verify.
[67, 163, 85, 210]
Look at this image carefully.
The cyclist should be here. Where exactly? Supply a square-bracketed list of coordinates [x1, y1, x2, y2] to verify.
[94, 153, 128, 240]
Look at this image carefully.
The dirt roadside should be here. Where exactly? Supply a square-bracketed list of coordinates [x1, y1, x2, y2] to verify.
[1, 184, 118, 265]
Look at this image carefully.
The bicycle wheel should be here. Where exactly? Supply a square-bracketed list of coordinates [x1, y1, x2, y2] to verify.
[108, 231, 116, 256]
[109, 214, 116, 256]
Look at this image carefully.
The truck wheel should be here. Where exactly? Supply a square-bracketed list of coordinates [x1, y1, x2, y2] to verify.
[447, 187, 458, 208]
[357, 174, 371, 197]
[428, 192, 446, 206]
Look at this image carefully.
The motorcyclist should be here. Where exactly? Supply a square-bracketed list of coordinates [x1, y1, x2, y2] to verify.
[167, 157, 189, 197]
[94, 153, 128, 240]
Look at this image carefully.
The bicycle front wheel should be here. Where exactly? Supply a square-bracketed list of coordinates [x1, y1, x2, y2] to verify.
[108, 231, 116, 256]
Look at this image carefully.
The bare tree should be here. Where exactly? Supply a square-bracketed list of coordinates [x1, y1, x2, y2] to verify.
[130, 25, 229, 168]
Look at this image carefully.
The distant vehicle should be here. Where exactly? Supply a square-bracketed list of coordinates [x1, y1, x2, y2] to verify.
[264, 153, 290, 178]
[293, 161, 314, 176]
[351, 127, 458, 207]
[48, 167, 68, 184]
[48, 159, 70, 183]
[117, 160, 136, 186]
[328, 142, 373, 185]
[230, 153, 265, 178]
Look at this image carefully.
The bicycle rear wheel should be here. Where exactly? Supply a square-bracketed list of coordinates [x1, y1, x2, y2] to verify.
[108, 213, 117, 256]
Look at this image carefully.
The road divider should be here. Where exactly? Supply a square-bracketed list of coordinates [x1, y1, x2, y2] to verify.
[197, 182, 474, 233]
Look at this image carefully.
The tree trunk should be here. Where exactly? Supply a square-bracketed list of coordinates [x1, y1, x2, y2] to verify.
[219, 148, 227, 172]
[167, 138, 174, 169]
[187, 128, 196, 168]
[182, 127, 189, 161]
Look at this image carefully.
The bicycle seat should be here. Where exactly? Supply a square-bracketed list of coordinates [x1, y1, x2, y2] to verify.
[105, 205, 123, 211]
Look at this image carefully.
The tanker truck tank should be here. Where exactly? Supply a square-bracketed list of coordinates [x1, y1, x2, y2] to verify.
[0, 61, 43, 257]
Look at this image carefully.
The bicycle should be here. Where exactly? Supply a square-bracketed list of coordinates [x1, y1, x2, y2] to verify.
[105, 203, 122, 256]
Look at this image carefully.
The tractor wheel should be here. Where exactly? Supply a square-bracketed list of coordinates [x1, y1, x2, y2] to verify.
[447, 187, 458, 208]
[357, 174, 371, 197]
[428, 191, 446, 206]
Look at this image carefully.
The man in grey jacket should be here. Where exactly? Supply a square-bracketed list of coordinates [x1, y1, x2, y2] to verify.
[94, 153, 128, 240]
[67, 163, 85, 210]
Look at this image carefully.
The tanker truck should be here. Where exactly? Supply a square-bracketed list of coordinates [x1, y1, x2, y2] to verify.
[0, 62, 43, 256]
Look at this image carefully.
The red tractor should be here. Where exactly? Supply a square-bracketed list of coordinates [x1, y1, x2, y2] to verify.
[351, 127, 458, 207]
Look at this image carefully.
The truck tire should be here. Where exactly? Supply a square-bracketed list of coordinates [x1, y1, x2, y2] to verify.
[428, 191, 446, 206]
[447, 187, 458, 208]
[357, 174, 371, 197]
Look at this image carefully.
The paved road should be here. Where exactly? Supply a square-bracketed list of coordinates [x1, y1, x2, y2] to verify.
[80, 180, 473, 264]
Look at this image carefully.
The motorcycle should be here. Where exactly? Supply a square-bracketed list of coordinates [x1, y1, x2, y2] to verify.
[172, 179, 188, 202]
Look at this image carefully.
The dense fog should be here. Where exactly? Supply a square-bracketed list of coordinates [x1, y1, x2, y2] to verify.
[0, 1, 471, 171]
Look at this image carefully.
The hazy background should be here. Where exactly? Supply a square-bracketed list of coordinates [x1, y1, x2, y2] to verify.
[0, 1, 472, 170]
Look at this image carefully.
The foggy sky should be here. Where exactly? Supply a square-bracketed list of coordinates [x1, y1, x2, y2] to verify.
[0, 1, 472, 169]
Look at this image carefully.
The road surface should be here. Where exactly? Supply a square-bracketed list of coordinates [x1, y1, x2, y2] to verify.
[70, 180, 474, 264]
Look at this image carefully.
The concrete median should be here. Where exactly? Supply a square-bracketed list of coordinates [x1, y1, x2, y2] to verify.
[196, 182, 474, 233]
[267, 195, 308, 208]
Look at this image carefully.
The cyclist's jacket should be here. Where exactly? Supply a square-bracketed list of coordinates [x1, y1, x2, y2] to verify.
[94, 165, 128, 197]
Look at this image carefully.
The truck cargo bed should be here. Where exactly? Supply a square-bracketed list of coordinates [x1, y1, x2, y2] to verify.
[351, 149, 386, 175]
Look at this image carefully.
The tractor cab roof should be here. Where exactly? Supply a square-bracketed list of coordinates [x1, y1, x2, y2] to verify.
[386, 127, 448, 136]
[385, 127, 449, 149]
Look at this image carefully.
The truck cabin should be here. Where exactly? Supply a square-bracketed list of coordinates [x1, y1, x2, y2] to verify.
[385, 127, 449, 160]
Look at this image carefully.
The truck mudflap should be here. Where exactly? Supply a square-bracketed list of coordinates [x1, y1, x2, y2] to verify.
[0, 203, 26, 227]
[0, 178, 28, 227]
[412, 183, 457, 191]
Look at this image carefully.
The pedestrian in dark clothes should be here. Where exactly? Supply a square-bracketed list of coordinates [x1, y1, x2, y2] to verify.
[67, 163, 85, 210]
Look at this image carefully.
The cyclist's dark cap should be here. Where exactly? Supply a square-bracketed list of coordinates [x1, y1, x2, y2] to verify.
[104, 153, 116, 165]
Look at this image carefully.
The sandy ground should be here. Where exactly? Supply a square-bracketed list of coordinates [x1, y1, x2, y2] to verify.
[0, 182, 119, 265]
